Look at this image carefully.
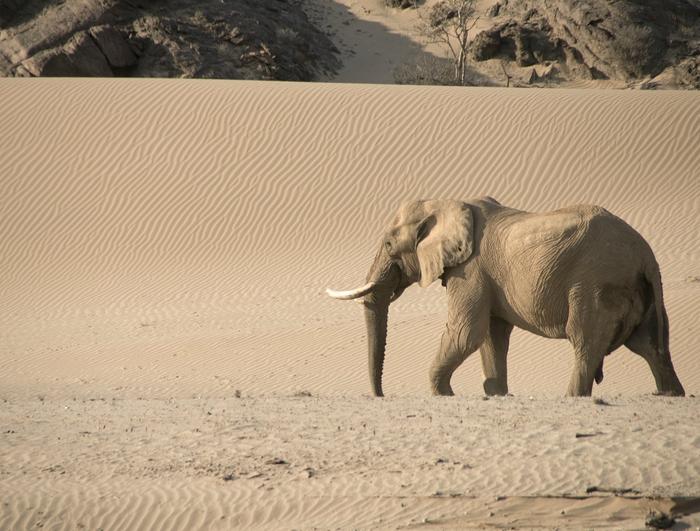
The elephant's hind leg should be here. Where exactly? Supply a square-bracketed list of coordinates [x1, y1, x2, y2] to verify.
[565, 288, 624, 397]
[430, 317, 488, 396]
[480, 317, 513, 396]
[625, 307, 685, 396]
[567, 340, 609, 397]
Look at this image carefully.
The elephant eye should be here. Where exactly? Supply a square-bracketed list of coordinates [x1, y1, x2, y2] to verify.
[385, 241, 392, 252]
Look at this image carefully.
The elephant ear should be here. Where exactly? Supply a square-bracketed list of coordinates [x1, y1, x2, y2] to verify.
[416, 200, 474, 288]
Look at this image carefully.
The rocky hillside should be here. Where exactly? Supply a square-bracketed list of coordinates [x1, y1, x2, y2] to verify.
[472, 0, 700, 88]
[0, 0, 340, 80]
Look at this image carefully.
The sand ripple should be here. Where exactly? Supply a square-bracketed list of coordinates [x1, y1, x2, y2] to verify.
[1, 79, 698, 402]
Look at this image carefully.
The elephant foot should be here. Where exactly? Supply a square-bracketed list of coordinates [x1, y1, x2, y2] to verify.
[653, 388, 685, 397]
[431, 385, 454, 396]
[483, 377, 508, 396]
[565, 385, 593, 397]
[652, 370, 685, 397]
[566, 356, 599, 397]
[429, 365, 456, 396]
[430, 378, 455, 396]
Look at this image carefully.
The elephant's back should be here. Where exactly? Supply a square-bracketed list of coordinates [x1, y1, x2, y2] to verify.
[490, 205, 651, 338]
[498, 205, 608, 263]
[574, 206, 658, 269]
[517, 204, 655, 266]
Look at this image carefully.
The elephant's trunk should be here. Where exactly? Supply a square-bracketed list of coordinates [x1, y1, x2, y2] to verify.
[327, 245, 401, 397]
[364, 293, 390, 397]
[363, 256, 400, 397]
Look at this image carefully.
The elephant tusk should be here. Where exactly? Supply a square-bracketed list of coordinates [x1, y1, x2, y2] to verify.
[326, 282, 377, 300]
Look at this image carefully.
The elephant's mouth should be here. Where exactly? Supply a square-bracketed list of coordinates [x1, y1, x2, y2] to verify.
[348, 287, 403, 306]
[327, 267, 406, 304]
[358, 285, 405, 305]
[389, 286, 406, 302]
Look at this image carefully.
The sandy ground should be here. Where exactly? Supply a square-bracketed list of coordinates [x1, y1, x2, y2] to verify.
[1, 78, 699, 528]
[2, 395, 699, 529]
[303, 0, 431, 83]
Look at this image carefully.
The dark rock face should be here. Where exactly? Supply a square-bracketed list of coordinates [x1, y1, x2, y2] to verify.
[472, 18, 562, 67]
[20, 31, 112, 77]
[475, 0, 700, 83]
[1, 0, 340, 80]
[89, 24, 137, 70]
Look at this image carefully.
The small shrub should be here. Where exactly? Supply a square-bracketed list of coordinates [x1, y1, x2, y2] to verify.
[276, 27, 298, 43]
[393, 53, 457, 85]
[613, 24, 661, 78]
[393, 52, 492, 86]
[385, 0, 417, 8]
[192, 9, 207, 24]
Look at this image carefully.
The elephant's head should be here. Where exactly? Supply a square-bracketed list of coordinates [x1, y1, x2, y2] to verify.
[327, 200, 475, 396]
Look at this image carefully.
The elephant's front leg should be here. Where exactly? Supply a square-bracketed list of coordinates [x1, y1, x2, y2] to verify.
[480, 317, 513, 396]
[430, 308, 489, 396]
[430, 322, 485, 395]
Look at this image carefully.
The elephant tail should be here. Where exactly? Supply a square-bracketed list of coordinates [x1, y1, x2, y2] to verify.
[644, 260, 668, 356]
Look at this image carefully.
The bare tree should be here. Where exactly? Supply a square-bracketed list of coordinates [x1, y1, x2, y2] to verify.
[416, 0, 479, 86]
[499, 59, 512, 87]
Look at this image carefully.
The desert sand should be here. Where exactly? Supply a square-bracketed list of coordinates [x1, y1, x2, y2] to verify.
[1, 78, 699, 528]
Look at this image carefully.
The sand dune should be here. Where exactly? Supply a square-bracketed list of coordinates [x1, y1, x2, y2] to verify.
[1, 79, 698, 400]
[1, 78, 699, 528]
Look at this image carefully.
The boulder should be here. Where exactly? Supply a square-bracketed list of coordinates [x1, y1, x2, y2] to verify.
[22, 31, 112, 76]
[472, 28, 503, 61]
[527, 63, 558, 83]
[21, 49, 76, 77]
[89, 24, 136, 69]
[471, 18, 561, 66]
[63, 31, 113, 76]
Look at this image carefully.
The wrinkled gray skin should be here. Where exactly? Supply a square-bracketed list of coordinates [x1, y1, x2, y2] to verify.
[331, 197, 685, 398]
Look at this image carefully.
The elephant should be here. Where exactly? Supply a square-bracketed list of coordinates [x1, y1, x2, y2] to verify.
[327, 197, 685, 398]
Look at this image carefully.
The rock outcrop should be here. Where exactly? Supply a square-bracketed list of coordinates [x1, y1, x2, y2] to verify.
[474, 0, 700, 85]
[0, 0, 340, 80]
[472, 17, 562, 68]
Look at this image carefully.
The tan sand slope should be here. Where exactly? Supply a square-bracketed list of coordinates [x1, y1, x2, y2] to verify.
[1, 79, 698, 400]
[1, 395, 699, 529]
